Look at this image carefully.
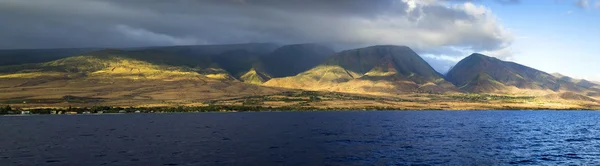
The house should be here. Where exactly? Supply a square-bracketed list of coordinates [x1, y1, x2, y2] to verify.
[20, 111, 31, 115]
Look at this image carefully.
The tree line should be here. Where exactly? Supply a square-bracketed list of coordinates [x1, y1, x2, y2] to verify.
[0, 105, 414, 115]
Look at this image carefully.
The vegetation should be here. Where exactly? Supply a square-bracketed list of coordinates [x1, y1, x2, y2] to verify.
[446, 53, 569, 93]
[0, 44, 599, 111]
[264, 45, 457, 95]
[0, 105, 12, 114]
[448, 94, 536, 103]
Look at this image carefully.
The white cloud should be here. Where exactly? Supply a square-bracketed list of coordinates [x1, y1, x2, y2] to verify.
[114, 25, 199, 46]
[480, 46, 516, 60]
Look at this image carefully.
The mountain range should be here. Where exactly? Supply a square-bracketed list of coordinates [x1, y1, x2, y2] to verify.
[0, 43, 598, 108]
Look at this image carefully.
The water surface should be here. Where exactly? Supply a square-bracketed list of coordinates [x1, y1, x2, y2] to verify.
[1, 111, 600, 165]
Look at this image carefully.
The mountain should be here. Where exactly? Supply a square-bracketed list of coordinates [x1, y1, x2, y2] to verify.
[0, 43, 599, 109]
[264, 45, 457, 95]
[552, 73, 599, 89]
[239, 67, 272, 85]
[261, 44, 335, 78]
[212, 49, 264, 78]
[0, 49, 284, 107]
[0, 43, 338, 86]
[0, 43, 279, 68]
[445, 53, 598, 96]
[0, 49, 236, 81]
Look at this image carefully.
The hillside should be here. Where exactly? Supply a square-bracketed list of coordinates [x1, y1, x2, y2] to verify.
[0, 49, 284, 107]
[0, 43, 279, 70]
[445, 53, 600, 97]
[261, 43, 335, 78]
[264, 45, 457, 95]
[0, 44, 598, 109]
[553, 73, 600, 89]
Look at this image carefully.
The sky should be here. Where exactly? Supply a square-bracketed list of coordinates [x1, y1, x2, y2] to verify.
[0, 0, 598, 81]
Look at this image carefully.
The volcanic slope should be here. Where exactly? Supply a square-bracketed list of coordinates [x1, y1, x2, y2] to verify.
[264, 45, 457, 95]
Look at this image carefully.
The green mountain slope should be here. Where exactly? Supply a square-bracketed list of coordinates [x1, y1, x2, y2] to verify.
[0, 43, 279, 68]
[0, 49, 283, 107]
[0, 49, 237, 81]
[0, 43, 337, 85]
[264, 45, 457, 95]
[446, 53, 560, 93]
[445, 53, 600, 96]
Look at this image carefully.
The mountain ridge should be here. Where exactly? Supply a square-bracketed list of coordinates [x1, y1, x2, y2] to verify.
[0, 43, 598, 108]
[264, 45, 457, 95]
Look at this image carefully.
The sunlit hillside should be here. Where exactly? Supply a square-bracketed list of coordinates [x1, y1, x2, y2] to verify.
[0, 44, 598, 109]
[264, 45, 458, 95]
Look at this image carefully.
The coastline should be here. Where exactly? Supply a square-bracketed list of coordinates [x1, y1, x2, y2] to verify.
[2, 105, 599, 116]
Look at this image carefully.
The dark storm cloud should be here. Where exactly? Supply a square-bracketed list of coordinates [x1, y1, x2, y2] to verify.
[0, 0, 513, 59]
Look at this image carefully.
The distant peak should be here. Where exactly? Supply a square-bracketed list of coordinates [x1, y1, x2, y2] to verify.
[552, 73, 566, 78]
[469, 53, 489, 58]
[279, 43, 325, 48]
[367, 45, 410, 49]
[464, 53, 499, 62]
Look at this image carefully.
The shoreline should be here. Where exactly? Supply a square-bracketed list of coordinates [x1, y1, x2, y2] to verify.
[3, 108, 599, 116]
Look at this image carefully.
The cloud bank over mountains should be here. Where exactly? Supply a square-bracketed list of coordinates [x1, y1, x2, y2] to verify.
[0, 0, 524, 74]
[0, 0, 512, 55]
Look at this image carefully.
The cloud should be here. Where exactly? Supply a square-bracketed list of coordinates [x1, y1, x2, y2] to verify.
[114, 24, 199, 46]
[444, 0, 520, 5]
[596, 1, 600, 8]
[575, 0, 589, 9]
[493, 0, 521, 5]
[0, 0, 513, 61]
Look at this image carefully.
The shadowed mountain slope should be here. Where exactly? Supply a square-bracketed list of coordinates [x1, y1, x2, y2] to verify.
[261, 44, 335, 78]
[264, 45, 457, 95]
[0, 43, 279, 68]
[2, 44, 599, 107]
[0, 49, 284, 107]
[0, 49, 238, 81]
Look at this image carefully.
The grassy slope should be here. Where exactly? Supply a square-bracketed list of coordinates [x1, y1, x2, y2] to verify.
[264, 45, 457, 95]
[0, 50, 284, 108]
[446, 54, 595, 94]
[0, 45, 598, 109]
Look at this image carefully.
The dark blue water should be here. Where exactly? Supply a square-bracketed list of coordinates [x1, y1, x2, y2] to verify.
[1, 111, 600, 165]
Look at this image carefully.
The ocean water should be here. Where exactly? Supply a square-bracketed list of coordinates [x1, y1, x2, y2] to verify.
[1, 111, 600, 165]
